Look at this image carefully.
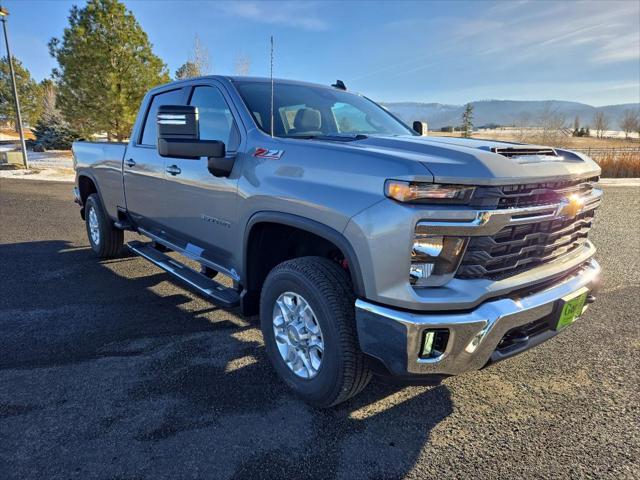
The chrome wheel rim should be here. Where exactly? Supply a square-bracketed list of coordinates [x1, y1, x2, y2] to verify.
[88, 206, 100, 246]
[272, 292, 324, 379]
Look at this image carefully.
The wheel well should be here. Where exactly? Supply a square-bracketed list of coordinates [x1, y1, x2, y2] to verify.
[78, 175, 97, 205]
[242, 222, 354, 315]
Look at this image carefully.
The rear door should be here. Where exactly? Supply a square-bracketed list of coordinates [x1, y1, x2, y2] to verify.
[123, 87, 186, 230]
[160, 82, 243, 271]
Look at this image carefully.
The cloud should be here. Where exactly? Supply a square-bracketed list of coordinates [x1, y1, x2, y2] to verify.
[217, 1, 328, 31]
[452, 1, 640, 65]
[351, 0, 638, 83]
[591, 32, 640, 64]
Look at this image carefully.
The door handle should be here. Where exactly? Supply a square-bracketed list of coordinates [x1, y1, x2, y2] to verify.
[125, 158, 136, 168]
[166, 165, 181, 176]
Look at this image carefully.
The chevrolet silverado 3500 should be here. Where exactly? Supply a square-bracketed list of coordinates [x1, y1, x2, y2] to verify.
[73, 76, 602, 407]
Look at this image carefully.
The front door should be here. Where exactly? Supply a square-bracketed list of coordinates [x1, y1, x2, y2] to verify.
[124, 87, 186, 231]
[161, 83, 243, 273]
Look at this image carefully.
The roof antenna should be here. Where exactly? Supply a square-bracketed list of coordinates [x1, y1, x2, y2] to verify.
[332, 80, 346, 90]
[270, 35, 274, 138]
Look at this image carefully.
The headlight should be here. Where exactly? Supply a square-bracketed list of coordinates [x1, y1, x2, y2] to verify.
[385, 180, 474, 204]
[411, 235, 467, 286]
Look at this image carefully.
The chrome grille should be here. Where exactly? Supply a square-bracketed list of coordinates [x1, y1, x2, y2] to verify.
[457, 178, 599, 280]
[469, 176, 599, 210]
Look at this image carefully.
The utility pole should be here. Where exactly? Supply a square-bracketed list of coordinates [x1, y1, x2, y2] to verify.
[1, 5, 29, 169]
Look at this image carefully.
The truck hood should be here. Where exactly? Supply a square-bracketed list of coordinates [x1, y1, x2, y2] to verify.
[349, 135, 601, 186]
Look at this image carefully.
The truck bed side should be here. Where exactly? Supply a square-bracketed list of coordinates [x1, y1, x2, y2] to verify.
[73, 141, 128, 220]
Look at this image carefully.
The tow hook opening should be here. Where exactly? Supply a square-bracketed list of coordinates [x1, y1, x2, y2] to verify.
[420, 329, 450, 359]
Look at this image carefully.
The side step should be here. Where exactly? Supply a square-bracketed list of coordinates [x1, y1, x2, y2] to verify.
[127, 241, 240, 308]
[114, 219, 133, 230]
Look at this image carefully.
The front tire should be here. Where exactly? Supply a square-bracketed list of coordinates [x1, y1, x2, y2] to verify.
[84, 193, 123, 259]
[260, 257, 371, 408]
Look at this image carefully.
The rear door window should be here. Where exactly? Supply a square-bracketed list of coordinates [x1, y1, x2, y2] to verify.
[140, 89, 184, 146]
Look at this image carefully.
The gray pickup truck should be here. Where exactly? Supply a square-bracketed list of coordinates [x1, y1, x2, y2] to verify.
[73, 76, 602, 407]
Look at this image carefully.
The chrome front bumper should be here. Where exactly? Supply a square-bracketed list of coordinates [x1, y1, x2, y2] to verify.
[355, 259, 601, 377]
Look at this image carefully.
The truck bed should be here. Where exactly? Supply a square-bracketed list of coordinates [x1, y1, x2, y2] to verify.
[73, 141, 128, 219]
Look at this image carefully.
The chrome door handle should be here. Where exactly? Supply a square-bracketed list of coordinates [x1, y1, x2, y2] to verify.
[125, 158, 136, 167]
[166, 165, 181, 175]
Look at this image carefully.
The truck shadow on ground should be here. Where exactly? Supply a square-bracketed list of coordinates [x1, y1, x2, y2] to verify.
[0, 240, 453, 479]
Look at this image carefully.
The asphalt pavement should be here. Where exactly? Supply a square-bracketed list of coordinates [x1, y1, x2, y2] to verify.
[0, 178, 638, 479]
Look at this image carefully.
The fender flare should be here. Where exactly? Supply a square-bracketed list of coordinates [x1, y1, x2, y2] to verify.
[243, 211, 366, 297]
[76, 171, 106, 217]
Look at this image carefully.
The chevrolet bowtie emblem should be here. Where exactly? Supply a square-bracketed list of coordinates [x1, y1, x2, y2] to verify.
[557, 194, 584, 218]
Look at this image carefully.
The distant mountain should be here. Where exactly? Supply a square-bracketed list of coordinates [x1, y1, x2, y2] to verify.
[382, 100, 640, 130]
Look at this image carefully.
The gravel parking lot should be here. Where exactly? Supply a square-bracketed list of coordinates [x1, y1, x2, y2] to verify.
[1, 178, 638, 479]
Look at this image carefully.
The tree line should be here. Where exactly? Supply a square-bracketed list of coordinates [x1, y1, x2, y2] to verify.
[1, 0, 252, 148]
[436, 103, 640, 141]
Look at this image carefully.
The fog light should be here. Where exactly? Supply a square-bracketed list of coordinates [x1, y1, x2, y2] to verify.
[420, 329, 450, 358]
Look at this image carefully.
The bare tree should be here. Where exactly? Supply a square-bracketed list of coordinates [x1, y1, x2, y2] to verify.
[41, 79, 57, 114]
[174, 34, 212, 80]
[592, 111, 609, 139]
[573, 115, 580, 131]
[539, 102, 567, 145]
[192, 34, 211, 75]
[234, 53, 251, 76]
[619, 109, 640, 140]
[515, 111, 532, 142]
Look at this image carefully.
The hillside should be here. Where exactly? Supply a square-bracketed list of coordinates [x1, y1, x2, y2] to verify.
[383, 100, 639, 130]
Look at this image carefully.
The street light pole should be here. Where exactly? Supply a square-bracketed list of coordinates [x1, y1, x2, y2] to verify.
[1, 6, 29, 169]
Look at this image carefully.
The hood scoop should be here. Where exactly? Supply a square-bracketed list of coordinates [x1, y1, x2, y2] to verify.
[490, 146, 562, 163]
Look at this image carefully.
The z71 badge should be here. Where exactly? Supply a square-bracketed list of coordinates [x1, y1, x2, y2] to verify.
[253, 147, 284, 160]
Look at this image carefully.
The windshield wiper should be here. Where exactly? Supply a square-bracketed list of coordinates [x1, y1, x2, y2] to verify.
[287, 134, 368, 142]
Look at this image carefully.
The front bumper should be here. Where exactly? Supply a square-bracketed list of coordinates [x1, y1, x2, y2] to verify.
[356, 258, 601, 377]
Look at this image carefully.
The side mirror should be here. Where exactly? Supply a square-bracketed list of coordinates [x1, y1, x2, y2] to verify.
[413, 121, 426, 136]
[157, 105, 226, 160]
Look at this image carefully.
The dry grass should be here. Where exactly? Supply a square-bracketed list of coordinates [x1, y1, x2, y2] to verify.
[592, 152, 640, 178]
[0, 127, 35, 140]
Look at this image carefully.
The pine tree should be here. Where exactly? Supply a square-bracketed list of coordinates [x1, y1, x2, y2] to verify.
[49, 0, 169, 140]
[0, 56, 42, 128]
[32, 80, 79, 150]
[461, 103, 474, 138]
[175, 61, 201, 80]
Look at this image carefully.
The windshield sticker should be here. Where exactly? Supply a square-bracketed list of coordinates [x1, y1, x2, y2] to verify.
[254, 148, 284, 160]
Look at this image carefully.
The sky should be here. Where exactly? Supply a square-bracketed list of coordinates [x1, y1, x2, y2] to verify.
[2, 0, 639, 106]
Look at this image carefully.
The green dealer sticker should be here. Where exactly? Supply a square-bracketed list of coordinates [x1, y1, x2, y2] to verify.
[556, 290, 589, 330]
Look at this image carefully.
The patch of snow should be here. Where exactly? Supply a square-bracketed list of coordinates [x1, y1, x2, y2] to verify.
[0, 149, 74, 182]
[0, 168, 74, 183]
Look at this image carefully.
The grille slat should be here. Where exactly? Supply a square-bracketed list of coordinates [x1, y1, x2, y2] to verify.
[457, 179, 598, 280]
[468, 177, 598, 210]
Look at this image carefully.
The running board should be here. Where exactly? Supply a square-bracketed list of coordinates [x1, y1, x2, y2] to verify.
[127, 241, 240, 308]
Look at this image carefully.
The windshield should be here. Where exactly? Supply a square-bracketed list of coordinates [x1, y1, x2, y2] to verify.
[235, 81, 414, 138]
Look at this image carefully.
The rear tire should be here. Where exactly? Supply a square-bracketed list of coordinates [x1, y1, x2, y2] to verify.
[85, 193, 123, 259]
[260, 256, 371, 408]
